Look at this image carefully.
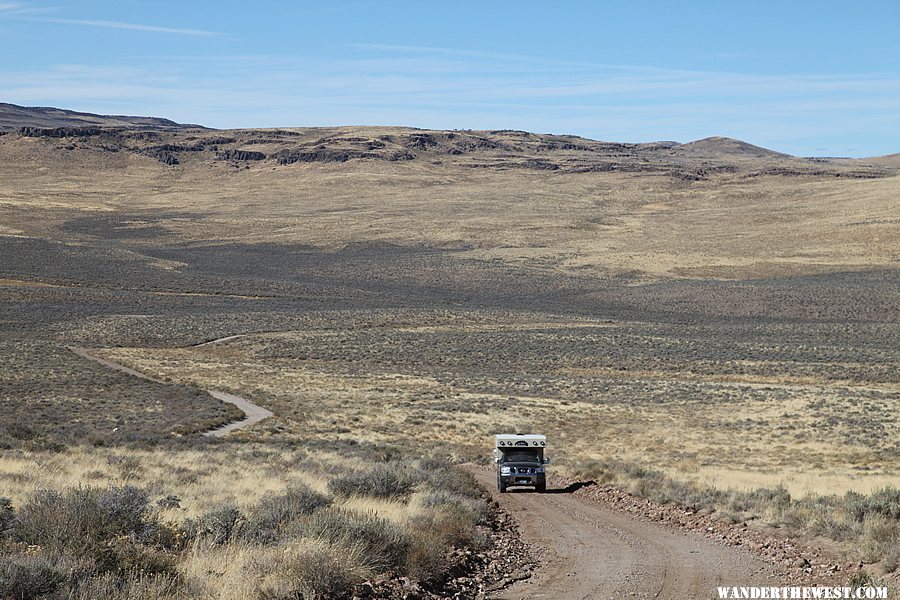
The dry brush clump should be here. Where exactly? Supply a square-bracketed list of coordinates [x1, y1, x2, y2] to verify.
[327, 462, 417, 500]
[0, 485, 182, 599]
[577, 458, 900, 570]
[0, 457, 490, 599]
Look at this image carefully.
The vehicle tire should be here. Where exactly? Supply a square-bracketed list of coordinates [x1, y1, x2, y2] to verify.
[536, 480, 546, 493]
[498, 478, 507, 493]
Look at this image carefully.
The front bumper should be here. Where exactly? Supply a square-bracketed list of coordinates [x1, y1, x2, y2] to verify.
[500, 473, 546, 487]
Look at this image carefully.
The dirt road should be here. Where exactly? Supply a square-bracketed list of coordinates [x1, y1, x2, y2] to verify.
[70, 347, 272, 437]
[470, 468, 779, 600]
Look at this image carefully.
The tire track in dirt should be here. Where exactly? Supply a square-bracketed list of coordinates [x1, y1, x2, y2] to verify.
[469, 467, 779, 600]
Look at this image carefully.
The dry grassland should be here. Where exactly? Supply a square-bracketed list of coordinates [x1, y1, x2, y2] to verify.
[94, 316, 898, 498]
[0, 125, 897, 590]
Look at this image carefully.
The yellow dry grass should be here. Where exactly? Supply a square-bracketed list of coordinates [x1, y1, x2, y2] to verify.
[92, 325, 898, 498]
[0, 445, 331, 519]
[178, 537, 372, 600]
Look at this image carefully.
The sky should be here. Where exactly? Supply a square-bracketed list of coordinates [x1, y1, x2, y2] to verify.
[1, 0, 898, 157]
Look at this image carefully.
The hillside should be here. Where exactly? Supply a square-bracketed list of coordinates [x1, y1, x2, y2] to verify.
[673, 136, 788, 158]
[0, 113, 896, 284]
[0, 102, 197, 131]
[861, 152, 900, 168]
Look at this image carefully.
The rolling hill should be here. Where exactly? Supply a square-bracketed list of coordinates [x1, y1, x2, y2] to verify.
[0, 102, 198, 131]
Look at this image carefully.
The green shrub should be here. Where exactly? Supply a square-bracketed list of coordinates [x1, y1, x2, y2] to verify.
[418, 491, 486, 532]
[67, 571, 182, 600]
[404, 497, 487, 585]
[0, 555, 68, 600]
[256, 540, 367, 600]
[12, 485, 175, 574]
[0, 498, 13, 539]
[883, 544, 899, 574]
[845, 486, 900, 522]
[245, 485, 331, 543]
[411, 505, 478, 550]
[295, 509, 410, 572]
[105, 537, 178, 576]
[404, 531, 448, 585]
[418, 459, 481, 498]
[858, 513, 900, 564]
[15, 486, 153, 552]
[182, 504, 244, 546]
[328, 464, 416, 500]
[846, 569, 881, 588]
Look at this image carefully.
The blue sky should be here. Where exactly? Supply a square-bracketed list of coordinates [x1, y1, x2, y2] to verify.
[1, 1, 898, 156]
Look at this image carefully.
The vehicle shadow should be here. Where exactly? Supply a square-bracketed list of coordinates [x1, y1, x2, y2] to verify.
[506, 480, 596, 494]
[545, 480, 596, 494]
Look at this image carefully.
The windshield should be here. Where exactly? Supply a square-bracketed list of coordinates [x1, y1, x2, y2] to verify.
[500, 450, 542, 464]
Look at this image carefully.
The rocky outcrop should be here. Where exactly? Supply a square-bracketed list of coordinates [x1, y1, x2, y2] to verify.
[152, 143, 204, 152]
[275, 147, 415, 165]
[452, 136, 505, 152]
[390, 150, 416, 161]
[745, 166, 889, 179]
[203, 136, 237, 146]
[275, 148, 376, 164]
[18, 126, 102, 138]
[144, 149, 179, 165]
[521, 159, 559, 170]
[405, 133, 439, 150]
[216, 149, 266, 161]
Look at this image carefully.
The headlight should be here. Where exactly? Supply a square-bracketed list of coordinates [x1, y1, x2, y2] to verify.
[500, 467, 511, 475]
[536, 467, 544, 473]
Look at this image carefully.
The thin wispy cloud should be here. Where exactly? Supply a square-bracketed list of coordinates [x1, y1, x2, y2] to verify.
[352, 43, 560, 65]
[0, 2, 51, 15]
[351, 42, 616, 71]
[35, 17, 219, 36]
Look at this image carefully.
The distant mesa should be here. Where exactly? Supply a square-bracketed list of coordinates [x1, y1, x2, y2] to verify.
[0, 102, 201, 131]
[0, 103, 895, 175]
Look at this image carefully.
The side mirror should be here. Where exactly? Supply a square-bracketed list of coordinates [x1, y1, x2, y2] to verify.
[493, 457, 500, 464]
[543, 456, 551, 464]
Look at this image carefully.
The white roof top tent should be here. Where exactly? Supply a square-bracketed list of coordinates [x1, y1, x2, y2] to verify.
[495, 433, 546, 448]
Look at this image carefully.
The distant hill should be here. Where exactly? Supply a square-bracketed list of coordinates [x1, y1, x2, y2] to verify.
[0, 104, 897, 287]
[1, 103, 896, 182]
[0, 102, 200, 131]
[859, 152, 900, 168]
[674, 136, 789, 158]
